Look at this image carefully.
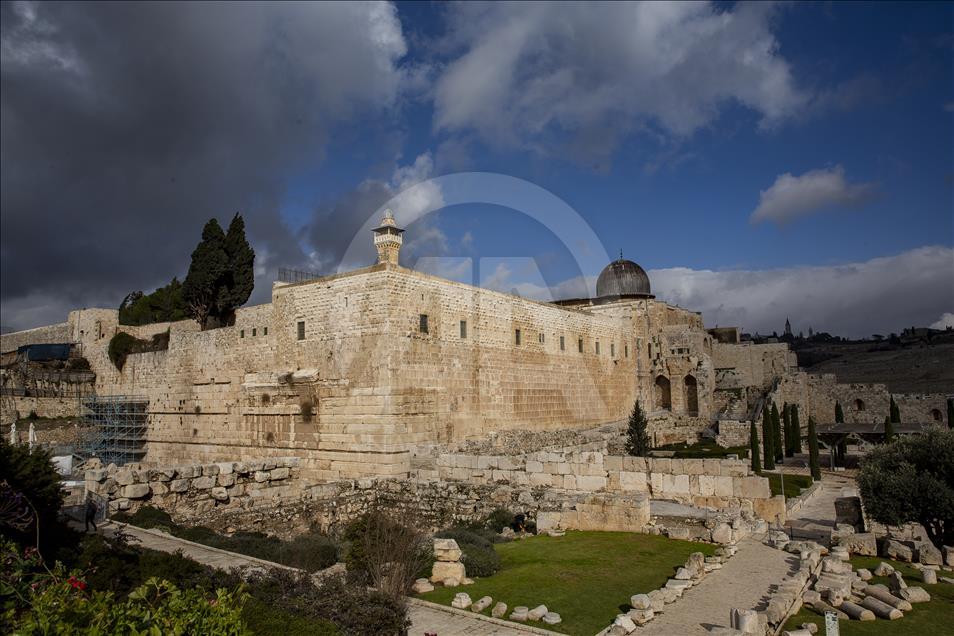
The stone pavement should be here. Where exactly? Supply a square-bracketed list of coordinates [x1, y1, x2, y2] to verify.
[785, 473, 856, 547]
[633, 537, 799, 635]
[408, 600, 555, 636]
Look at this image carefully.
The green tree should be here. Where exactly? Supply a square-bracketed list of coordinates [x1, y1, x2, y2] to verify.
[749, 421, 761, 474]
[948, 398, 954, 430]
[624, 400, 651, 456]
[835, 401, 844, 424]
[0, 440, 67, 554]
[884, 415, 895, 444]
[119, 278, 187, 325]
[761, 405, 775, 470]
[834, 401, 847, 465]
[782, 403, 794, 457]
[791, 404, 802, 453]
[772, 403, 783, 463]
[182, 219, 229, 329]
[858, 428, 954, 549]
[889, 395, 901, 425]
[222, 213, 255, 317]
[808, 416, 821, 480]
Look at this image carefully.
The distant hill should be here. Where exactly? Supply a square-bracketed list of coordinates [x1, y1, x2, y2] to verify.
[796, 340, 954, 394]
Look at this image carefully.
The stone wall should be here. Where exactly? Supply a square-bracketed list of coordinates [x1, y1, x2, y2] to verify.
[423, 450, 783, 521]
[85, 457, 306, 515]
[0, 322, 72, 353]
[0, 396, 81, 425]
[712, 342, 796, 390]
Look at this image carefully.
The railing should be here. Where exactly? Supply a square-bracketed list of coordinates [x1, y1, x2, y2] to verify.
[277, 268, 322, 284]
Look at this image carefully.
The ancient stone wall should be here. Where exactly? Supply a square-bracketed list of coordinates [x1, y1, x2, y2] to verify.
[0, 322, 72, 353]
[423, 450, 783, 521]
[0, 396, 80, 425]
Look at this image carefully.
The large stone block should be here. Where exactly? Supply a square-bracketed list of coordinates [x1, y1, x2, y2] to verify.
[269, 467, 290, 480]
[838, 533, 877, 556]
[169, 479, 189, 493]
[430, 560, 465, 584]
[193, 476, 215, 490]
[122, 483, 150, 499]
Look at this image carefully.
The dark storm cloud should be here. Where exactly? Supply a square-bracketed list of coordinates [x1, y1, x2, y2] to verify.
[1, 1, 407, 330]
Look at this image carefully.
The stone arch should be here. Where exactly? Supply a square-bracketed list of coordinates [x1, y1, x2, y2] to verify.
[932, 408, 942, 421]
[684, 375, 699, 416]
[855, 398, 865, 412]
[655, 376, 671, 411]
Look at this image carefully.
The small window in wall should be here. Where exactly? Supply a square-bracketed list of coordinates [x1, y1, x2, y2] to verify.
[855, 398, 865, 412]
[252, 328, 257, 337]
[420, 314, 429, 334]
[611, 343, 615, 357]
[297, 321, 305, 340]
[596, 341, 601, 355]
[263, 327, 268, 336]
[538, 333, 545, 344]
[625, 345, 629, 358]
[460, 320, 467, 338]
[560, 336, 565, 351]
[931, 409, 942, 421]
[240, 330, 245, 338]
[515, 329, 521, 345]
[647, 343, 652, 357]
[578, 338, 583, 353]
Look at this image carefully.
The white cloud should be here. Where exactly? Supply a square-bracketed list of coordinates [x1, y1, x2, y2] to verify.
[750, 165, 878, 225]
[433, 2, 808, 160]
[930, 312, 954, 330]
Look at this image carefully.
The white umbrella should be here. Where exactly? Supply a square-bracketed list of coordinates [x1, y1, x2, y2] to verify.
[9, 421, 17, 445]
[28, 422, 37, 449]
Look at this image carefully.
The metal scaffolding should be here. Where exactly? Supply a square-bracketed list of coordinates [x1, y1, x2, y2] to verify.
[81, 395, 148, 466]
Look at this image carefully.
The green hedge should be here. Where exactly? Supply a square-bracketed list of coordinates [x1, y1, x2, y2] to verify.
[107, 330, 170, 370]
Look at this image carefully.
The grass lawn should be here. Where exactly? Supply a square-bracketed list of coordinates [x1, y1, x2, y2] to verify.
[654, 439, 749, 459]
[783, 556, 954, 635]
[418, 531, 715, 636]
[763, 472, 814, 498]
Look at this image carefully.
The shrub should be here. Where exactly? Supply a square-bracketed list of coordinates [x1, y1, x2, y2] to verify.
[485, 508, 515, 533]
[435, 526, 501, 577]
[300, 400, 314, 423]
[0, 440, 71, 554]
[343, 510, 431, 596]
[107, 330, 170, 370]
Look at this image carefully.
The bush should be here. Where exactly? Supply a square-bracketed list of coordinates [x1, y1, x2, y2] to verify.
[485, 508, 515, 533]
[107, 330, 170, 370]
[435, 526, 501, 577]
[0, 440, 72, 554]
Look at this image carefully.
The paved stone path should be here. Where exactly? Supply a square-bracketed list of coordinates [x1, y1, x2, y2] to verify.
[785, 473, 856, 546]
[407, 601, 550, 636]
[634, 538, 799, 635]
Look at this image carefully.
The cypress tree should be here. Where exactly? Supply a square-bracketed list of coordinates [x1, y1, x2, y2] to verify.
[948, 398, 954, 430]
[782, 403, 794, 457]
[624, 400, 651, 457]
[889, 396, 901, 424]
[222, 213, 255, 319]
[835, 401, 844, 424]
[884, 415, 895, 444]
[833, 401, 846, 466]
[750, 420, 761, 473]
[772, 402, 785, 463]
[762, 405, 775, 470]
[182, 219, 228, 329]
[791, 404, 802, 453]
[808, 416, 821, 480]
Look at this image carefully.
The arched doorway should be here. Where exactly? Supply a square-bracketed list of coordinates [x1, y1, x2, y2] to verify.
[684, 375, 698, 416]
[932, 409, 942, 422]
[655, 376, 671, 411]
[855, 399, 865, 412]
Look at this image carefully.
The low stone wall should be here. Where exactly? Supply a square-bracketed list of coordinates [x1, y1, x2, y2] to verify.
[715, 420, 750, 448]
[1, 396, 82, 425]
[85, 457, 306, 514]
[427, 450, 783, 521]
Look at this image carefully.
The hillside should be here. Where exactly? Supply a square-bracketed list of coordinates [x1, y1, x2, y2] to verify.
[797, 341, 954, 394]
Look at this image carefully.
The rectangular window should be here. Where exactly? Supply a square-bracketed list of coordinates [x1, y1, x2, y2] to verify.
[252, 328, 257, 337]
[611, 343, 615, 357]
[578, 338, 583, 353]
[263, 327, 268, 336]
[596, 341, 601, 355]
[538, 333, 545, 344]
[240, 330, 245, 338]
[625, 344, 629, 358]
[297, 321, 305, 340]
[420, 314, 429, 334]
[560, 336, 565, 351]
[460, 320, 467, 338]
[515, 329, 521, 345]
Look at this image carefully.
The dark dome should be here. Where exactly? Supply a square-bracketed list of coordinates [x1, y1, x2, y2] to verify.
[596, 258, 651, 298]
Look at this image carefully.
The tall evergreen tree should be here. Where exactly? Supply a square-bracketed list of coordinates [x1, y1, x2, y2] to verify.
[222, 213, 255, 317]
[782, 403, 794, 457]
[182, 219, 228, 329]
[948, 398, 954, 430]
[762, 405, 775, 470]
[772, 402, 785, 463]
[791, 404, 802, 453]
[624, 400, 651, 457]
[834, 401, 847, 466]
[889, 396, 901, 424]
[750, 420, 761, 474]
[884, 415, 895, 444]
[808, 416, 821, 480]
[835, 401, 844, 424]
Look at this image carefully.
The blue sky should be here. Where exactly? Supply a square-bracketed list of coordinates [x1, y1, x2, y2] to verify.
[1, 1, 952, 336]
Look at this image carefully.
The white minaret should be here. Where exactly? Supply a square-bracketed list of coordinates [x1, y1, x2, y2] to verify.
[372, 208, 405, 265]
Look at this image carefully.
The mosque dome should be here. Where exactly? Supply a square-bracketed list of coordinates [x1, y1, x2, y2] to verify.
[596, 258, 651, 298]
